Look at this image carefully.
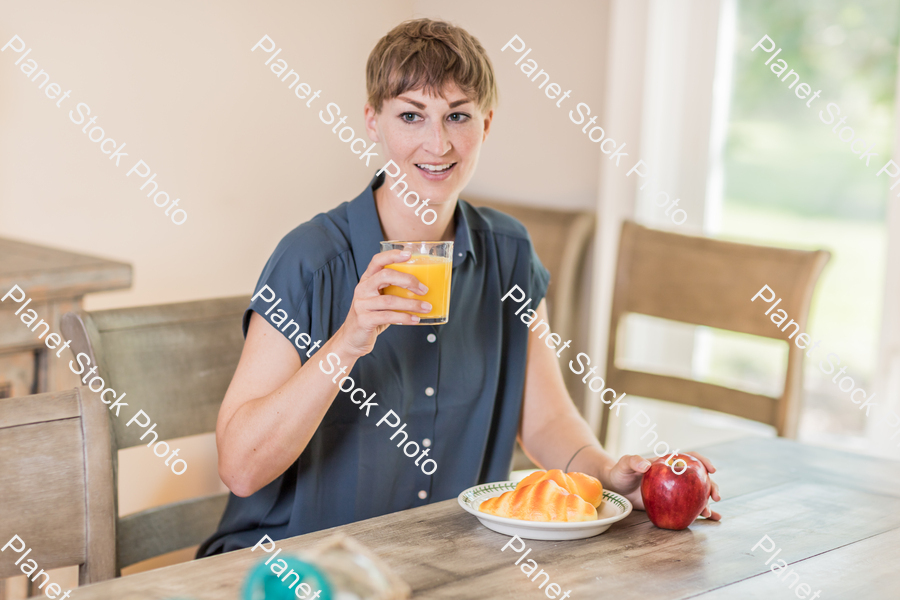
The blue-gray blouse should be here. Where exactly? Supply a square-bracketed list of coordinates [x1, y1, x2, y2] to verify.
[198, 173, 549, 556]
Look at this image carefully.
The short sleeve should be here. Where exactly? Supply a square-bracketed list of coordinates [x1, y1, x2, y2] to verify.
[527, 236, 551, 310]
[242, 226, 321, 358]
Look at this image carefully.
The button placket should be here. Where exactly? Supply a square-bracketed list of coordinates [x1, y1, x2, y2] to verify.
[413, 319, 439, 505]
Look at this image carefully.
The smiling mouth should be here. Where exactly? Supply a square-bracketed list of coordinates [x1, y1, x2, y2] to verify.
[415, 162, 457, 175]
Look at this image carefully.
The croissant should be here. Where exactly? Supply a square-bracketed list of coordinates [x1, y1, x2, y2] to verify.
[517, 469, 603, 508]
[478, 479, 597, 522]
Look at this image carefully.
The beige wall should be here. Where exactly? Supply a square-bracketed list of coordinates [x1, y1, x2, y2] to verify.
[1, 0, 609, 313]
[0, 0, 413, 312]
[0, 0, 611, 578]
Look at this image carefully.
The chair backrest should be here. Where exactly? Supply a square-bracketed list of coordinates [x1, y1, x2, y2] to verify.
[466, 198, 596, 409]
[60, 296, 249, 571]
[0, 387, 115, 585]
[601, 220, 830, 443]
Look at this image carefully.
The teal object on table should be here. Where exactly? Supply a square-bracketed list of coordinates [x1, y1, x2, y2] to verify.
[243, 557, 333, 600]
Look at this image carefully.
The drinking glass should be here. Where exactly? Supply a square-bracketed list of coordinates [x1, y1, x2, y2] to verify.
[380, 241, 453, 325]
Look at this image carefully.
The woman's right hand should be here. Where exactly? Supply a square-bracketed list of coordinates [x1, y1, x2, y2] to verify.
[335, 249, 431, 358]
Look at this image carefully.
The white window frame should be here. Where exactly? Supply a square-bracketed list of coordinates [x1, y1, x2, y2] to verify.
[871, 38, 900, 457]
[588, 0, 725, 450]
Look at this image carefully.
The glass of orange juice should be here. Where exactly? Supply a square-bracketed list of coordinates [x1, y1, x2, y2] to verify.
[380, 241, 453, 325]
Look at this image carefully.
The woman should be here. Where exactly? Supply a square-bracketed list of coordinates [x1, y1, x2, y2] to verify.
[199, 18, 720, 556]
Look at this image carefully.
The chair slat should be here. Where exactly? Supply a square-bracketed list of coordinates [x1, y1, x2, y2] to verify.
[617, 224, 829, 339]
[90, 297, 250, 332]
[612, 368, 779, 424]
[99, 318, 244, 445]
[69, 297, 248, 448]
[0, 390, 81, 428]
[116, 494, 230, 568]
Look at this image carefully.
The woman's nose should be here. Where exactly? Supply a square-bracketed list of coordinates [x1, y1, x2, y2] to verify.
[422, 122, 451, 156]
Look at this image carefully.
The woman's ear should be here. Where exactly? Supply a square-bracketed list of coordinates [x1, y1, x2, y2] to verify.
[482, 108, 494, 142]
[363, 103, 381, 143]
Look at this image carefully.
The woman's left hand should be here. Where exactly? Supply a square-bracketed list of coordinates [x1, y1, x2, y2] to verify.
[604, 452, 722, 521]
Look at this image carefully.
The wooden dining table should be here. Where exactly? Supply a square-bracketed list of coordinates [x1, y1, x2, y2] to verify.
[71, 436, 900, 599]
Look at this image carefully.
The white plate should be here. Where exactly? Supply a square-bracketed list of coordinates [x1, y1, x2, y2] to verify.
[458, 480, 633, 541]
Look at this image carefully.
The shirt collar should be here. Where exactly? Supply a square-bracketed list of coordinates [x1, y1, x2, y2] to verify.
[347, 173, 477, 281]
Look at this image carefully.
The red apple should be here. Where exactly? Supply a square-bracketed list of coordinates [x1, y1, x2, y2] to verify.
[641, 452, 711, 530]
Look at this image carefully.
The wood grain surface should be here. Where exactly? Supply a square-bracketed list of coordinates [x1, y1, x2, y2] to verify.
[68, 437, 900, 599]
[0, 388, 115, 584]
[0, 237, 132, 401]
[0, 238, 131, 307]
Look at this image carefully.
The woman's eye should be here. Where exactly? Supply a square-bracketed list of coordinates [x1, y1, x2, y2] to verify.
[448, 113, 470, 122]
[401, 113, 420, 123]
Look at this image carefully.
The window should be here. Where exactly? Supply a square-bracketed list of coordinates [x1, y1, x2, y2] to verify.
[708, 0, 899, 452]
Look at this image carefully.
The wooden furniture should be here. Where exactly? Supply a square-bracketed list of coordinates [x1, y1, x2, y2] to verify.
[0, 387, 116, 587]
[600, 221, 831, 444]
[467, 199, 595, 470]
[67, 437, 900, 598]
[60, 296, 249, 573]
[0, 237, 131, 398]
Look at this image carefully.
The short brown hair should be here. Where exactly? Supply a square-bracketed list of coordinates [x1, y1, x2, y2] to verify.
[366, 19, 498, 114]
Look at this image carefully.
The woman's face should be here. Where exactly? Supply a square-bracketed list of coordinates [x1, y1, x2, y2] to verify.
[365, 82, 493, 206]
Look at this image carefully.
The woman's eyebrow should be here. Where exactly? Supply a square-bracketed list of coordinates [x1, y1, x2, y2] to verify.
[396, 96, 472, 109]
[397, 96, 427, 109]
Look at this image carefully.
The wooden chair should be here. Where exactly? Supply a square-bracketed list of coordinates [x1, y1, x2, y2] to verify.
[0, 387, 116, 592]
[60, 296, 249, 573]
[467, 198, 596, 469]
[600, 220, 831, 444]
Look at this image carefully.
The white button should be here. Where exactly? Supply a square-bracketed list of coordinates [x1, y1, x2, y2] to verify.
[418, 490, 427, 499]
[425, 387, 435, 396]
[427, 333, 437, 343]
[423, 438, 432, 447]
[458, 252, 463, 257]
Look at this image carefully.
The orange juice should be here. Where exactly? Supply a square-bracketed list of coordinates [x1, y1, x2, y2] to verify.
[383, 255, 452, 324]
